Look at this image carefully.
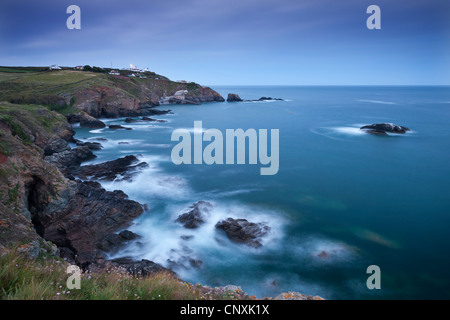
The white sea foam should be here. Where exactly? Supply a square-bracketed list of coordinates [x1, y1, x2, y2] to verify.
[310, 125, 366, 141]
[89, 128, 105, 134]
[358, 99, 396, 105]
[109, 200, 287, 275]
[331, 126, 366, 136]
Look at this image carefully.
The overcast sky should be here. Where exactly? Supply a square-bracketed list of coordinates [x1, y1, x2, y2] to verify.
[0, 0, 449, 85]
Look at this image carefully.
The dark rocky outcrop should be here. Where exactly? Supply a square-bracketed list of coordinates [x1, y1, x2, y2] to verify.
[74, 139, 103, 151]
[141, 109, 173, 116]
[44, 146, 96, 177]
[72, 155, 148, 182]
[360, 123, 410, 135]
[66, 112, 106, 129]
[227, 93, 243, 102]
[215, 218, 270, 248]
[125, 117, 167, 123]
[225, 95, 284, 103]
[109, 124, 132, 130]
[97, 230, 141, 252]
[255, 97, 283, 101]
[244, 97, 284, 102]
[176, 201, 213, 229]
[33, 180, 144, 264]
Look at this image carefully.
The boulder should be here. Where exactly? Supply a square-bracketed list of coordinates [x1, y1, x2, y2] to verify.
[176, 201, 213, 228]
[360, 123, 410, 135]
[227, 93, 243, 102]
[215, 218, 270, 248]
[80, 112, 106, 129]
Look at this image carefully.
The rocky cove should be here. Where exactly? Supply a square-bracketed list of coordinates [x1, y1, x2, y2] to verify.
[0, 73, 321, 299]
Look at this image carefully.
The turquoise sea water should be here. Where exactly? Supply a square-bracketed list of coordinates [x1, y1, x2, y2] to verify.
[73, 86, 450, 299]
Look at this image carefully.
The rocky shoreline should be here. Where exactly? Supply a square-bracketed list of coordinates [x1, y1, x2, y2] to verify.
[0, 86, 318, 299]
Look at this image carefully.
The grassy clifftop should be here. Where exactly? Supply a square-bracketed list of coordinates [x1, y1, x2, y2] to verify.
[0, 67, 218, 117]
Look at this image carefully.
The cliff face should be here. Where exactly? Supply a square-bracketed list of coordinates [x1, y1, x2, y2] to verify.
[0, 103, 145, 267]
[0, 68, 224, 266]
[72, 80, 224, 118]
[0, 69, 225, 120]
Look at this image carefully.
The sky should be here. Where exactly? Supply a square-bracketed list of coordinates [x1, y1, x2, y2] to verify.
[0, 0, 449, 85]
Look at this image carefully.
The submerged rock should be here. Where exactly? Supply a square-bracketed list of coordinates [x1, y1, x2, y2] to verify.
[109, 124, 132, 130]
[360, 123, 410, 135]
[125, 117, 167, 123]
[141, 116, 167, 122]
[215, 218, 270, 248]
[254, 97, 283, 101]
[176, 201, 213, 229]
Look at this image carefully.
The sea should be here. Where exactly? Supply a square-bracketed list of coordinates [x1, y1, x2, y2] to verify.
[72, 86, 450, 299]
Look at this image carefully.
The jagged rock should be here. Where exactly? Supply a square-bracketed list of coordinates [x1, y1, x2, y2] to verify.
[227, 93, 243, 102]
[72, 155, 148, 182]
[43, 138, 70, 156]
[215, 218, 270, 248]
[97, 230, 141, 252]
[176, 201, 213, 228]
[74, 139, 103, 150]
[360, 123, 410, 134]
[44, 146, 96, 177]
[33, 180, 144, 264]
[141, 116, 167, 122]
[80, 113, 106, 129]
[67, 112, 106, 129]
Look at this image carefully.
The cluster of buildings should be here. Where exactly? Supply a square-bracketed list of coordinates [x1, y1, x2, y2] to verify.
[49, 64, 156, 80]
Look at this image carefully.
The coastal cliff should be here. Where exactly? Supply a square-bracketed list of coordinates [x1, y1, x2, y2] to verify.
[0, 67, 322, 300]
[0, 67, 225, 270]
[0, 67, 224, 120]
[0, 103, 146, 268]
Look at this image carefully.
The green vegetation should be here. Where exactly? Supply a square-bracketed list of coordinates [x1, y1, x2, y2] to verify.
[0, 114, 32, 145]
[5, 183, 20, 207]
[0, 249, 255, 300]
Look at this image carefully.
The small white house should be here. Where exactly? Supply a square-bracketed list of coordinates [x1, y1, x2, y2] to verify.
[49, 65, 61, 70]
[109, 70, 120, 75]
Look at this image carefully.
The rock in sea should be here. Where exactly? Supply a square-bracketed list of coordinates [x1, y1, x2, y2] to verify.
[176, 201, 213, 229]
[215, 218, 270, 248]
[227, 93, 243, 102]
[360, 123, 410, 135]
